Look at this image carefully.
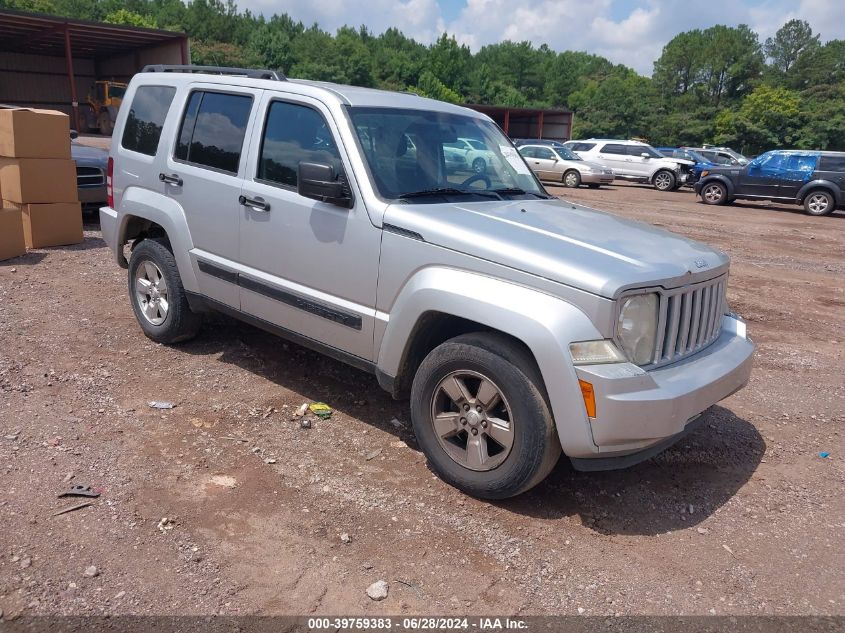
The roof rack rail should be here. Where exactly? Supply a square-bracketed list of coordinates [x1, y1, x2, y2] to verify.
[141, 64, 286, 81]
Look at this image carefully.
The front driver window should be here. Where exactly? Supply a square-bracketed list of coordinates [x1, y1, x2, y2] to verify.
[257, 101, 344, 188]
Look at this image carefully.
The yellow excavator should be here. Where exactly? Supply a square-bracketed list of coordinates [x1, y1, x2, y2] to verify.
[85, 80, 128, 136]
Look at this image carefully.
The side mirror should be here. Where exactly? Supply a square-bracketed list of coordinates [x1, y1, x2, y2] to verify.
[70, 129, 79, 140]
[640, 152, 651, 159]
[298, 162, 352, 208]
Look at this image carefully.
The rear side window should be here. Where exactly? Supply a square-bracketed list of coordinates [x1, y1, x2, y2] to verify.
[534, 147, 555, 160]
[175, 91, 253, 174]
[818, 156, 845, 172]
[519, 147, 535, 158]
[257, 100, 343, 188]
[600, 144, 627, 155]
[571, 142, 595, 152]
[121, 85, 176, 156]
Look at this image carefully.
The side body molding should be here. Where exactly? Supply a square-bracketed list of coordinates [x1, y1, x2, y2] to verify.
[376, 267, 605, 457]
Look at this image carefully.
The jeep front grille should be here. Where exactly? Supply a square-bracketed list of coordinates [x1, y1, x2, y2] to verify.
[652, 274, 727, 366]
[76, 166, 105, 188]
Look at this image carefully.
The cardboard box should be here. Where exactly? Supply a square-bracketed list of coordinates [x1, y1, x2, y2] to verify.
[0, 207, 26, 261]
[3, 201, 82, 248]
[0, 108, 71, 159]
[0, 158, 77, 203]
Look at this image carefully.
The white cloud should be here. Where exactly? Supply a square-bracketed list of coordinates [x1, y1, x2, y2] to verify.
[236, 0, 845, 75]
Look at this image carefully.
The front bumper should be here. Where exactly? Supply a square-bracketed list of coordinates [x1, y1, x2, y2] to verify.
[571, 315, 753, 467]
[581, 171, 615, 184]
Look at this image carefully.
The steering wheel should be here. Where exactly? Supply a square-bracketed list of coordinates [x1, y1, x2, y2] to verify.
[460, 173, 492, 189]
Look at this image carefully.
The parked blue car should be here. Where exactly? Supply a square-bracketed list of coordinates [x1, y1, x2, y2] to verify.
[656, 147, 718, 185]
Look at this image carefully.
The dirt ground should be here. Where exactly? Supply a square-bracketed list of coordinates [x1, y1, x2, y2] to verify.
[1, 180, 843, 619]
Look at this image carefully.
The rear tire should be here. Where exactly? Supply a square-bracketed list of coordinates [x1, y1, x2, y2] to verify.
[653, 170, 676, 191]
[410, 333, 561, 499]
[563, 170, 581, 188]
[128, 239, 202, 344]
[803, 190, 835, 216]
[472, 157, 487, 174]
[700, 181, 728, 205]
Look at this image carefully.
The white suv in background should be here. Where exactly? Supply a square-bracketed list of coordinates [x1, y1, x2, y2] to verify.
[563, 139, 694, 191]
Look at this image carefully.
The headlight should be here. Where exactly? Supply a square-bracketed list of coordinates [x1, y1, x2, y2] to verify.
[569, 340, 626, 365]
[616, 293, 659, 365]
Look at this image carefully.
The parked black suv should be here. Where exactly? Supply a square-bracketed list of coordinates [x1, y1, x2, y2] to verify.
[694, 150, 845, 216]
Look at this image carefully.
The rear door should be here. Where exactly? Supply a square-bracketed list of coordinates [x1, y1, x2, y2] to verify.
[817, 155, 845, 194]
[164, 84, 262, 308]
[777, 154, 818, 197]
[596, 143, 629, 175]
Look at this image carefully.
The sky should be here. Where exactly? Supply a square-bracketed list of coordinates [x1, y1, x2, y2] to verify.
[238, 0, 845, 75]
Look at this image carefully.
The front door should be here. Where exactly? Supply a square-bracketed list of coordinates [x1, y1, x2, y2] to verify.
[164, 84, 262, 308]
[738, 152, 787, 198]
[237, 93, 380, 361]
[526, 146, 559, 180]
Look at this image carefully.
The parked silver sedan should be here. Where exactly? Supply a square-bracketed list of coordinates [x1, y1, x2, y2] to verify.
[519, 144, 614, 188]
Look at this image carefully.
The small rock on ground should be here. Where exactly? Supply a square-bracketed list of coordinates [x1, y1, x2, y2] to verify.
[366, 580, 389, 601]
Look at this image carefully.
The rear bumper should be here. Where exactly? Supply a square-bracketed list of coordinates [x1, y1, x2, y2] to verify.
[78, 185, 107, 206]
[571, 315, 753, 464]
[98, 206, 125, 267]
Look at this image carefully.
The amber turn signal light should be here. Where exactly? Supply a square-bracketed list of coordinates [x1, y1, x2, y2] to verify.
[578, 379, 596, 418]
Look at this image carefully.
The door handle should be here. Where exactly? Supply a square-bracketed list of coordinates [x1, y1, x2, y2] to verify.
[159, 173, 183, 186]
[239, 195, 270, 211]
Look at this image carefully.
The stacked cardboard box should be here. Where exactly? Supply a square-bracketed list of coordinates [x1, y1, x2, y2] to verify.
[0, 108, 82, 252]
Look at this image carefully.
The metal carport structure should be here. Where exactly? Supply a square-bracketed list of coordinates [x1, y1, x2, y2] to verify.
[0, 9, 188, 131]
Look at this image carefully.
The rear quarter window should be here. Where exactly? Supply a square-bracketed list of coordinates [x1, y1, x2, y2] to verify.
[818, 156, 845, 172]
[121, 85, 177, 156]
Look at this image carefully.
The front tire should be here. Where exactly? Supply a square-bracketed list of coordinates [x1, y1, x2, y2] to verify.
[700, 181, 728, 205]
[410, 333, 561, 499]
[803, 190, 835, 216]
[128, 239, 202, 344]
[563, 170, 581, 188]
[653, 170, 676, 191]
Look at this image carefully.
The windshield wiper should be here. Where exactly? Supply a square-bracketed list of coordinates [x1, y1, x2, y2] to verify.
[492, 187, 553, 199]
[398, 187, 499, 200]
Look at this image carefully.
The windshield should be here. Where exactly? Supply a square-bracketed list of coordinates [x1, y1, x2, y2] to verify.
[347, 107, 545, 200]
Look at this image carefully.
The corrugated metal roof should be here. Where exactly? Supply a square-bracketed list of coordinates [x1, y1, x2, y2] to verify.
[0, 8, 186, 58]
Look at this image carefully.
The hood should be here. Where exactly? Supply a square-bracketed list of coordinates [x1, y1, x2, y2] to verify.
[384, 198, 729, 298]
[71, 142, 109, 167]
[664, 157, 695, 167]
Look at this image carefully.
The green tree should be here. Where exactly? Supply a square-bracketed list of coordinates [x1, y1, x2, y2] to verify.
[764, 19, 820, 75]
[104, 8, 158, 28]
[714, 84, 802, 153]
[411, 70, 462, 104]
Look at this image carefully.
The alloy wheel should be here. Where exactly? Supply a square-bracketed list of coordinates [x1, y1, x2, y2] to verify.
[429, 370, 514, 471]
[134, 260, 169, 326]
[703, 183, 724, 203]
[807, 193, 830, 214]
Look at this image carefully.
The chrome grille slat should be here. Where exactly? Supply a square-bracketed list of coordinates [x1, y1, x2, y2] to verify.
[676, 292, 693, 354]
[648, 274, 727, 367]
[76, 166, 105, 187]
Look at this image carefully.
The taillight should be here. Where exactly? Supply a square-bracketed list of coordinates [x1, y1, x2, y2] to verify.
[107, 157, 114, 208]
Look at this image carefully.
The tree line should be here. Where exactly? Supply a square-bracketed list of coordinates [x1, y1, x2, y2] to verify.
[3, 0, 845, 153]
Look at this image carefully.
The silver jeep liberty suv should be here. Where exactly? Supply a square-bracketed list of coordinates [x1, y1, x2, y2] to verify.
[100, 65, 754, 499]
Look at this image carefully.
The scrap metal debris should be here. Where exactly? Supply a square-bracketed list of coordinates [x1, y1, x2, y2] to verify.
[148, 401, 176, 410]
[52, 501, 93, 517]
[58, 484, 100, 499]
